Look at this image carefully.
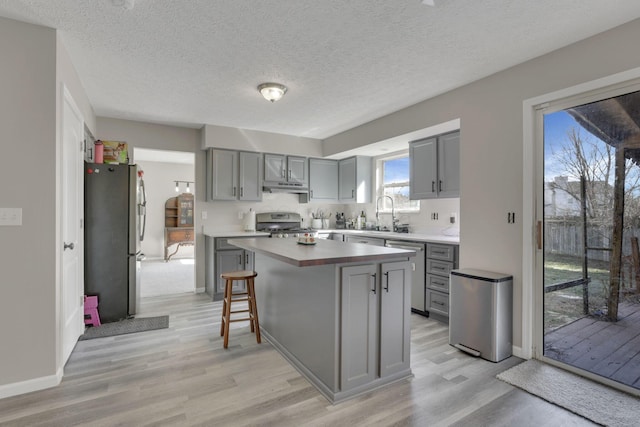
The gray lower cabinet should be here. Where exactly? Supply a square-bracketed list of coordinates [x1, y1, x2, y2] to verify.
[426, 242, 458, 322]
[330, 233, 345, 242]
[216, 249, 254, 295]
[205, 237, 255, 300]
[340, 261, 411, 391]
[345, 235, 385, 246]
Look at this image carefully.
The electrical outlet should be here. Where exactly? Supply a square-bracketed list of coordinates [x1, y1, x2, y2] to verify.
[238, 211, 244, 220]
[0, 208, 22, 226]
[201, 211, 208, 220]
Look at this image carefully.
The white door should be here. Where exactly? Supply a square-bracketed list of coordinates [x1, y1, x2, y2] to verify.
[61, 85, 85, 363]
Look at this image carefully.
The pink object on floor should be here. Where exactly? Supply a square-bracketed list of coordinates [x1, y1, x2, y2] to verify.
[84, 295, 101, 327]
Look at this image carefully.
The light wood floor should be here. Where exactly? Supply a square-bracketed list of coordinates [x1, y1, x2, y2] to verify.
[0, 293, 596, 426]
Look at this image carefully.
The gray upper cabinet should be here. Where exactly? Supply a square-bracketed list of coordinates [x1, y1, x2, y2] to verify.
[238, 151, 263, 201]
[207, 149, 238, 201]
[410, 131, 460, 199]
[264, 153, 308, 186]
[437, 132, 460, 198]
[207, 149, 263, 201]
[288, 156, 307, 185]
[309, 158, 338, 201]
[264, 153, 286, 182]
[339, 156, 372, 203]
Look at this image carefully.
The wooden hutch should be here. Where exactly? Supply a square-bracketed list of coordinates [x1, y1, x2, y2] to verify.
[164, 193, 194, 261]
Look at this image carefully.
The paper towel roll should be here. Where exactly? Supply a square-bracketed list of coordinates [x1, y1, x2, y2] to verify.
[244, 208, 256, 231]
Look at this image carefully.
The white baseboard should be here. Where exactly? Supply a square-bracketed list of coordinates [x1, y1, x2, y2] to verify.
[0, 367, 62, 400]
[512, 345, 527, 359]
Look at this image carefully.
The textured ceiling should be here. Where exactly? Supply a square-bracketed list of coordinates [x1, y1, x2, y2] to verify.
[2, 0, 640, 139]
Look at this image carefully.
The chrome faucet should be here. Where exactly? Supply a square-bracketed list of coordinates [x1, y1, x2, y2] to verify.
[376, 195, 397, 231]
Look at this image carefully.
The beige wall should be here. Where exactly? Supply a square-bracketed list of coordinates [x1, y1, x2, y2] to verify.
[0, 16, 57, 389]
[324, 18, 640, 349]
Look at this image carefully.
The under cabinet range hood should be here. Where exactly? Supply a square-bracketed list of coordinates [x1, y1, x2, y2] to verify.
[262, 182, 308, 194]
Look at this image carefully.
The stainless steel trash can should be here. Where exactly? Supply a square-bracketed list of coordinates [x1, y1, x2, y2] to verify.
[449, 269, 513, 362]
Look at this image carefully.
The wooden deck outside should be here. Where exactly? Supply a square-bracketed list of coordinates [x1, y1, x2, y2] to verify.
[544, 300, 640, 389]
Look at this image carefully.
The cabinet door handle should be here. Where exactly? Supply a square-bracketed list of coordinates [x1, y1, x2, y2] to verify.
[233, 187, 236, 197]
[439, 180, 442, 192]
[310, 190, 314, 198]
[238, 254, 242, 265]
[384, 271, 389, 293]
[431, 181, 435, 192]
[371, 273, 377, 294]
[245, 253, 249, 265]
[288, 169, 292, 179]
[351, 189, 354, 198]
[240, 187, 244, 197]
[434, 300, 445, 306]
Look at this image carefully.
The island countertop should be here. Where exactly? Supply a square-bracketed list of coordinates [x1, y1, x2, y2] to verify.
[227, 237, 415, 267]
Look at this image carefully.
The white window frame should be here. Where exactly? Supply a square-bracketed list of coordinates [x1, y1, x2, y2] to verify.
[376, 151, 420, 213]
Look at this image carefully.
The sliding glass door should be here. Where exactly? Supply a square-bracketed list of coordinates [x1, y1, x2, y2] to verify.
[538, 84, 640, 393]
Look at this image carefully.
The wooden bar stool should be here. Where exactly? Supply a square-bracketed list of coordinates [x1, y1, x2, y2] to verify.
[220, 270, 261, 348]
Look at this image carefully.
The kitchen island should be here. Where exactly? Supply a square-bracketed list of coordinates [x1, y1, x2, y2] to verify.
[228, 237, 415, 403]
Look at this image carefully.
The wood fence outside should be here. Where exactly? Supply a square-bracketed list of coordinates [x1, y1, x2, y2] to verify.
[545, 218, 640, 262]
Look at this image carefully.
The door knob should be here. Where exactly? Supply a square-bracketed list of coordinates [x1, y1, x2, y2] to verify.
[64, 242, 75, 250]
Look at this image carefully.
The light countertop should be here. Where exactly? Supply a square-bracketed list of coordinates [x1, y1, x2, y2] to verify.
[228, 237, 415, 267]
[204, 230, 270, 238]
[204, 228, 459, 245]
[317, 229, 460, 245]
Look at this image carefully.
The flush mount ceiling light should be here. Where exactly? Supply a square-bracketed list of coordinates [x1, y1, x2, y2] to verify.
[258, 83, 287, 102]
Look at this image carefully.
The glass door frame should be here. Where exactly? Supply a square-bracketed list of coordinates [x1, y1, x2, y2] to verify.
[523, 70, 640, 397]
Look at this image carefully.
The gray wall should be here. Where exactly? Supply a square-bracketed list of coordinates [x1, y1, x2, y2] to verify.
[0, 16, 95, 392]
[324, 18, 640, 348]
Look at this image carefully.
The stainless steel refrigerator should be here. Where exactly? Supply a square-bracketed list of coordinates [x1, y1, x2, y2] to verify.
[84, 162, 145, 323]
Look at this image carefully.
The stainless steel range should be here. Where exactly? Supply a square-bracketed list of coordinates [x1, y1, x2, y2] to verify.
[255, 212, 315, 238]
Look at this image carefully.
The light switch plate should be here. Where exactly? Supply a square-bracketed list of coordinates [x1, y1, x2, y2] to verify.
[201, 211, 208, 220]
[0, 208, 22, 226]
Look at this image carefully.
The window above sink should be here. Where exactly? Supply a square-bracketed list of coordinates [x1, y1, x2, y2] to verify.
[376, 152, 420, 213]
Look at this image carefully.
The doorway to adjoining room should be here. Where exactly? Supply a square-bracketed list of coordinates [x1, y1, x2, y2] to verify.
[134, 148, 195, 298]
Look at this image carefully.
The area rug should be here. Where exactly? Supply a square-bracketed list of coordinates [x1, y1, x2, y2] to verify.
[79, 316, 169, 340]
[497, 359, 639, 427]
